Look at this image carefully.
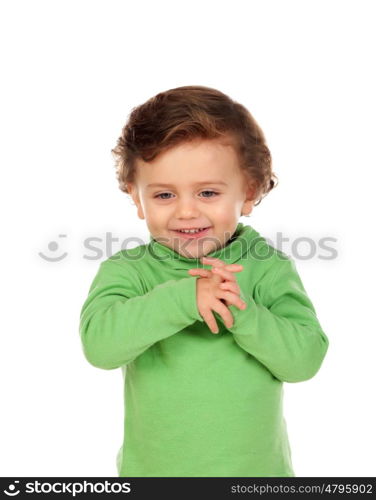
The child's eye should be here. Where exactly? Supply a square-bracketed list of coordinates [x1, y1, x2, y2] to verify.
[155, 192, 173, 200]
[200, 190, 219, 198]
[154, 191, 219, 200]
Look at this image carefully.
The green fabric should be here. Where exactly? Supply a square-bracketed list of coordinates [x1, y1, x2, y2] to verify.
[79, 222, 329, 477]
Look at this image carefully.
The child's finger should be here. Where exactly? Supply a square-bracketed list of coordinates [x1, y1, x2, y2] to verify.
[206, 263, 243, 272]
[210, 300, 235, 329]
[200, 308, 220, 334]
[224, 264, 243, 272]
[211, 266, 237, 282]
[201, 257, 243, 273]
[188, 268, 211, 278]
[201, 256, 227, 267]
[219, 290, 247, 310]
[219, 280, 241, 295]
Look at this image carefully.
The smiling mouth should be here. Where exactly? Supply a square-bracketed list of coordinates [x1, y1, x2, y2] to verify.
[171, 227, 211, 238]
[174, 227, 209, 232]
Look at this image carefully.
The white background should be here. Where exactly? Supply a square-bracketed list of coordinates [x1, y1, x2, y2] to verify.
[1, 0, 375, 477]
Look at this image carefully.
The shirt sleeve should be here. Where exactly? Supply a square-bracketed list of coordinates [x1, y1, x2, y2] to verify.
[227, 257, 329, 383]
[79, 259, 203, 370]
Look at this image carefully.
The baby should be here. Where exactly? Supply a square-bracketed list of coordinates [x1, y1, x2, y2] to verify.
[79, 85, 329, 477]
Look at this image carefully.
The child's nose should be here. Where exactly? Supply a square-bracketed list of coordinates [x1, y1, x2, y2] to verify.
[175, 198, 200, 218]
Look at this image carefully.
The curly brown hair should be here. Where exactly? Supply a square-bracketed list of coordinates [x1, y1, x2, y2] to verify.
[111, 85, 278, 206]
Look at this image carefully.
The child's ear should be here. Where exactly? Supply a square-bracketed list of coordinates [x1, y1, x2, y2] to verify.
[127, 182, 145, 220]
[241, 200, 254, 217]
[241, 182, 256, 217]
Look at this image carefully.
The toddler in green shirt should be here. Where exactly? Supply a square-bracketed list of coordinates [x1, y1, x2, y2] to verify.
[79, 85, 329, 477]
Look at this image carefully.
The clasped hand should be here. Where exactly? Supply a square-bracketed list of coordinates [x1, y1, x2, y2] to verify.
[187, 256, 246, 334]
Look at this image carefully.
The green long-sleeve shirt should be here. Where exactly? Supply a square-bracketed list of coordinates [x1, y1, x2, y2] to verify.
[79, 222, 329, 477]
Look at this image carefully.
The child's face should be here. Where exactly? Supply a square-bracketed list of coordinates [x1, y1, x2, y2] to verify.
[127, 138, 255, 259]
